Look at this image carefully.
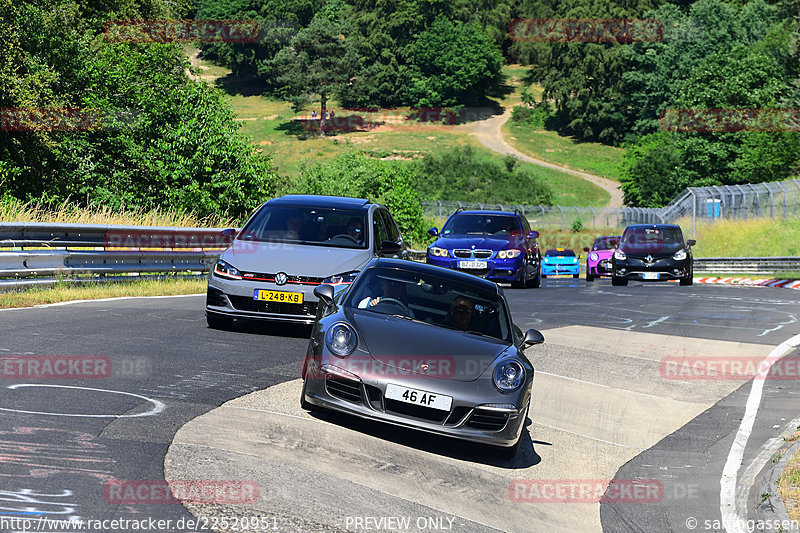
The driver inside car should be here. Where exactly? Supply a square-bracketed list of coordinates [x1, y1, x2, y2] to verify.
[357, 277, 414, 317]
[346, 217, 364, 244]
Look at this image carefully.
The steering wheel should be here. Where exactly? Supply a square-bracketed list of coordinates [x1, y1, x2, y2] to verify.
[372, 297, 411, 316]
[331, 234, 359, 244]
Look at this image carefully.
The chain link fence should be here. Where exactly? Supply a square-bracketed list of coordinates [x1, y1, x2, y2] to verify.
[422, 179, 800, 232]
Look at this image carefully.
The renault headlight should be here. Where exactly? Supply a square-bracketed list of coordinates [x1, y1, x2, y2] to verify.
[498, 249, 522, 259]
[214, 259, 242, 280]
[493, 360, 525, 392]
[613, 250, 626, 261]
[325, 323, 357, 357]
[429, 247, 449, 257]
[672, 249, 687, 261]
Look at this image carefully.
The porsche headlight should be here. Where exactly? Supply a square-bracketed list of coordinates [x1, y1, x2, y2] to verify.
[325, 322, 357, 357]
[213, 259, 242, 280]
[590, 253, 599, 261]
[322, 271, 359, 285]
[613, 250, 626, 261]
[498, 249, 522, 259]
[493, 360, 525, 392]
[672, 249, 687, 261]
[429, 247, 449, 257]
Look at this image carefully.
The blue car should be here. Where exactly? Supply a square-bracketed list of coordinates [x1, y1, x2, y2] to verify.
[541, 248, 580, 278]
[425, 210, 541, 288]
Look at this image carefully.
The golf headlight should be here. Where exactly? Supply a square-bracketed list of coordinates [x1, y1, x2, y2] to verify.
[590, 253, 599, 261]
[672, 249, 687, 261]
[498, 249, 522, 259]
[429, 247, 448, 257]
[325, 322, 357, 357]
[214, 259, 242, 280]
[322, 271, 359, 285]
[493, 360, 525, 392]
[614, 250, 626, 261]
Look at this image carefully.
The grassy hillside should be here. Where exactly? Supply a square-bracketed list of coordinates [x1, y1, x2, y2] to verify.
[682, 217, 800, 257]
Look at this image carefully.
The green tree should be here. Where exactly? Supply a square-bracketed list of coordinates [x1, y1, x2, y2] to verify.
[271, 13, 360, 135]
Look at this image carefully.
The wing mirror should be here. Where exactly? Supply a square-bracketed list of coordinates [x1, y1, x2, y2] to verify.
[428, 227, 439, 237]
[527, 230, 539, 239]
[220, 228, 238, 242]
[687, 239, 696, 246]
[380, 240, 403, 256]
[313, 284, 335, 306]
[583, 246, 590, 252]
[522, 329, 545, 349]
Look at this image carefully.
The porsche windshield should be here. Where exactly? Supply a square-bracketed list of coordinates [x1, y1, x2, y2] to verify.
[346, 267, 511, 342]
[237, 206, 368, 249]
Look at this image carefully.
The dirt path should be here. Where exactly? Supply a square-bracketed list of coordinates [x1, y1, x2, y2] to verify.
[462, 109, 624, 208]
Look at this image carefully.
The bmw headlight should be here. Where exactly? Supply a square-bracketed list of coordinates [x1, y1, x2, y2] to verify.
[493, 360, 525, 392]
[613, 250, 626, 261]
[672, 249, 687, 261]
[325, 322, 357, 357]
[498, 249, 522, 259]
[590, 253, 599, 261]
[322, 271, 359, 285]
[214, 259, 242, 280]
[429, 247, 449, 257]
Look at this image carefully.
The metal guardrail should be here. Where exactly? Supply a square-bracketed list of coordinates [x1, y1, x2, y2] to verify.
[693, 257, 800, 275]
[1, 224, 797, 287]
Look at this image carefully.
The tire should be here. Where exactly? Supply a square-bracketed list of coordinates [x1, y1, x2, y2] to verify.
[680, 270, 693, 286]
[586, 273, 595, 282]
[541, 274, 547, 279]
[531, 268, 541, 288]
[512, 260, 528, 289]
[611, 276, 628, 286]
[206, 314, 233, 330]
[573, 273, 579, 278]
[300, 379, 313, 411]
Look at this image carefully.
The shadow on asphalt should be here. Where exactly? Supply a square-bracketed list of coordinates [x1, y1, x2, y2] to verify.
[307, 408, 547, 469]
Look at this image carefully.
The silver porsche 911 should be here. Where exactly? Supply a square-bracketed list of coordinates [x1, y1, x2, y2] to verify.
[300, 258, 544, 457]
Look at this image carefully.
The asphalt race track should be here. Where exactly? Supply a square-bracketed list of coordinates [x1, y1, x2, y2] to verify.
[1, 278, 799, 533]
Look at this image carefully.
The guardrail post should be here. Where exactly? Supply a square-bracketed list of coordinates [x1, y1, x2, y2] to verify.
[690, 188, 696, 238]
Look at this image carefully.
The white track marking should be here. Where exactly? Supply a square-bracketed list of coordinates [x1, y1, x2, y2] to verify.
[0, 384, 166, 418]
[0, 293, 204, 312]
[720, 333, 800, 533]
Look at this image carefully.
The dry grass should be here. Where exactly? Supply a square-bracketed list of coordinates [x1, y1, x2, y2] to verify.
[778, 428, 800, 522]
[0, 198, 234, 227]
[0, 278, 206, 309]
[678, 216, 800, 257]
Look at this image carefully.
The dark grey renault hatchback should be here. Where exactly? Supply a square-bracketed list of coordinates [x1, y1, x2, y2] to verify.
[611, 224, 696, 286]
[300, 258, 545, 458]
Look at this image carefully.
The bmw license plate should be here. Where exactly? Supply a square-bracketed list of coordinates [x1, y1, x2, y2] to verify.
[459, 260, 487, 269]
[643, 272, 660, 280]
[254, 289, 303, 303]
[385, 384, 452, 411]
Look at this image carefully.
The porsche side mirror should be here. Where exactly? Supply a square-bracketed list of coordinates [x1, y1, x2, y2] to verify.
[428, 227, 439, 237]
[523, 329, 545, 349]
[314, 284, 335, 306]
[220, 228, 238, 242]
[380, 240, 403, 256]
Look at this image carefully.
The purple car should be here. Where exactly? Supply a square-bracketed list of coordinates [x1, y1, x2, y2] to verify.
[583, 235, 621, 281]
